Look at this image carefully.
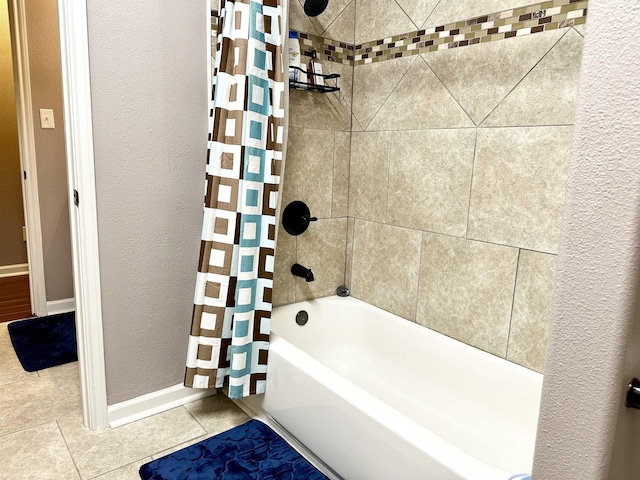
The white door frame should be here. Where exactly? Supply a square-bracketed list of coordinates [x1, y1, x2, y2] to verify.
[56, 0, 109, 430]
[7, 0, 47, 317]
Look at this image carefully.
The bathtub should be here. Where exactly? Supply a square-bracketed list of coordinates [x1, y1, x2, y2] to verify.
[236, 296, 543, 479]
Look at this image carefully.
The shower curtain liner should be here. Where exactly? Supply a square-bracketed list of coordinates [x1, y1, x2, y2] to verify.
[185, 0, 285, 399]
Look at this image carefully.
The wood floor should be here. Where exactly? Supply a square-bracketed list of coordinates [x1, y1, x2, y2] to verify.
[0, 275, 32, 323]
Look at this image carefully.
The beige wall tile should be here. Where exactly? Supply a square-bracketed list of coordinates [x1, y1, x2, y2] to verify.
[184, 394, 251, 436]
[332, 131, 351, 217]
[273, 224, 296, 307]
[289, 86, 351, 131]
[368, 57, 474, 130]
[395, 0, 439, 29]
[417, 233, 519, 356]
[352, 56, 415, 129]
[574, 24, 586, 37]
[296, 218, 348, 300]
[322, 1, 356, 44]
[508, 250, 557, 372]
[282, 128, 334, 219]
[483, 29, 584, 127]
[351, 220, 422, 319]
[289, 0, 321, 35]
[355, 0, 415, 44]
[58, 407, 205, 479]
[309, 0, 353, 38]
[387, 129, 476, 236]
[0, 422, 79, 479]
[423, 30, 564, 125]
[424, 0, 534, 28]
[348, 131, 390, 221]
[345, 217, 355, 287]
[0, 367, 81, 437]
[468, 126, 573, 253]
[322, 60, 354, 109]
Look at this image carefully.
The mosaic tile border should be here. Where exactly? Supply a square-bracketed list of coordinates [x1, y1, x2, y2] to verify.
[353, 0, 587, 65]
[212, 0, 587, 67]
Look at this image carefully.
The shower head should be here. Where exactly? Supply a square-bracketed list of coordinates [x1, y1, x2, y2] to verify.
[303, 0, 329, 17]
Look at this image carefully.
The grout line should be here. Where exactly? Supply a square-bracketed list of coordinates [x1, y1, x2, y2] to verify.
[330, 131, 336, 218]
[348, 215, 557, 255]
[421, 55, 476, 126]
[478, 27, 572, 126]
[55, 419, 83, 480]
[85, 457, 151, 480]
[360, 55, 418, 131]
[572, 24, 584, 38]
[392, 0, 421, 31]
[182, 403, 209, 434]
[465, 128, 479, 238]
[419, 0, 442, 30]
[505, 248, 522, 360]
[0, 418, 57, 440]
[317, 0, 353, 38]
[383, 132, 392, 223]
[413, 231, 425, 323]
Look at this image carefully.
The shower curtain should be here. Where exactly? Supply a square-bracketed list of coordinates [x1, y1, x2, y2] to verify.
[185, 0, 285, 399]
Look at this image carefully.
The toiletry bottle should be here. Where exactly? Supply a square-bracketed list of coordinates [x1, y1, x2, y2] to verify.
[288, 31, 300, 82]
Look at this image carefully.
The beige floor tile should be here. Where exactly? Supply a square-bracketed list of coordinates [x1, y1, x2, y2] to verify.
[468, 126, 573, 253]
[37, 361, 79, 378]
[58, 407, 205, 479]
[151, 435, 209, 460]
[0, 421, 79, 480]
[387, 129, 476, 236]
[423, 30, 564, 125]
[184, 393, 250, 436]
[0, 367, 81, 437]
[483, 29, 584, 127]
[348, 131, 390, 222]
[417, 233, 519, 356]
[90, 458, 151, 480]
[351, 220, 422, 320]
[296, 218, 348, 300]
[368, 56, 474, 130]
[507, 250, 557, 372]
[0, 322, 38, 387]
[355, 0, 415, 44]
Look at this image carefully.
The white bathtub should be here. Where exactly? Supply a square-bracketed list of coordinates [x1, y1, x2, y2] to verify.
[237, 296, 543, 479]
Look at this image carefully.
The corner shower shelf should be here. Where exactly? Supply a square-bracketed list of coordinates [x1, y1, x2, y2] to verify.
[289, 66, 340, 94]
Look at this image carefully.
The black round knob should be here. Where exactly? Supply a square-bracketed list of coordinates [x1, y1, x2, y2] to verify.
[282, 201, 315, 236]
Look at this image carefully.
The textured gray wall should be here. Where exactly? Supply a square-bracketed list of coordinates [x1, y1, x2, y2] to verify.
[533, 1, 640, 478]
[86, 1, 208, 404]
[24, 0, 73, 300]
[0, 1, 27, 267]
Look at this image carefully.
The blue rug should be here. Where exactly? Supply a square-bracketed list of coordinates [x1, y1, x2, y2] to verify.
[139, 419, 328, 480]
[8, 312, 77, 372]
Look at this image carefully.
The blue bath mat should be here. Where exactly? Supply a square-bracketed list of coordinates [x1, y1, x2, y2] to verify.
[139, 419, 328, 480]
[8, 312, 77, 372]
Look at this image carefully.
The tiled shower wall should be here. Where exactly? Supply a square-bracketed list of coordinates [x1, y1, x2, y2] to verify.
[271, 0, 586, 373]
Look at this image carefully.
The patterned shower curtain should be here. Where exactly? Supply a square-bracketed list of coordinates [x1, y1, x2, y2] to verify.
[185, 0, 285, 399]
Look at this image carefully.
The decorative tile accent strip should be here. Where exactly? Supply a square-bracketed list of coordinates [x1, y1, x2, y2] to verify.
[297, 32, 354, 65]
[213, 2, 586, 66]
[353, 0, 587, 65]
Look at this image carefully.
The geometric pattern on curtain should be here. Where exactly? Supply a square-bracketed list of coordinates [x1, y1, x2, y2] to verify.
[185, 0, 285, 399]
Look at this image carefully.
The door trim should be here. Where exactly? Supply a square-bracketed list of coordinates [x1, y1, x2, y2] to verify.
[57, 0, 109, 430]
[7, 0, 47, 317]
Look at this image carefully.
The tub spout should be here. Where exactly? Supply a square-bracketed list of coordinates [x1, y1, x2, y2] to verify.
[291, 263, 314, 282]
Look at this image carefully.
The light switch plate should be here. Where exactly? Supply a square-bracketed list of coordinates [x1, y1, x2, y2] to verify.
[39, 108, 55, 129]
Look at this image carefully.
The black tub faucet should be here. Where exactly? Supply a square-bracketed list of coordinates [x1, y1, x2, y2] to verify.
[291, 264, 314, 282]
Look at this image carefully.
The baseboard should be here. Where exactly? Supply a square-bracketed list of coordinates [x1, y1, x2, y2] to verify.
[46, 298, 75, 315]
[0, 263, 29, 278]
[107, 383, 217, 428]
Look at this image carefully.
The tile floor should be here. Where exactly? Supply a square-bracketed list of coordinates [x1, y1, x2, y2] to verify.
[0, 321, 251, 479]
